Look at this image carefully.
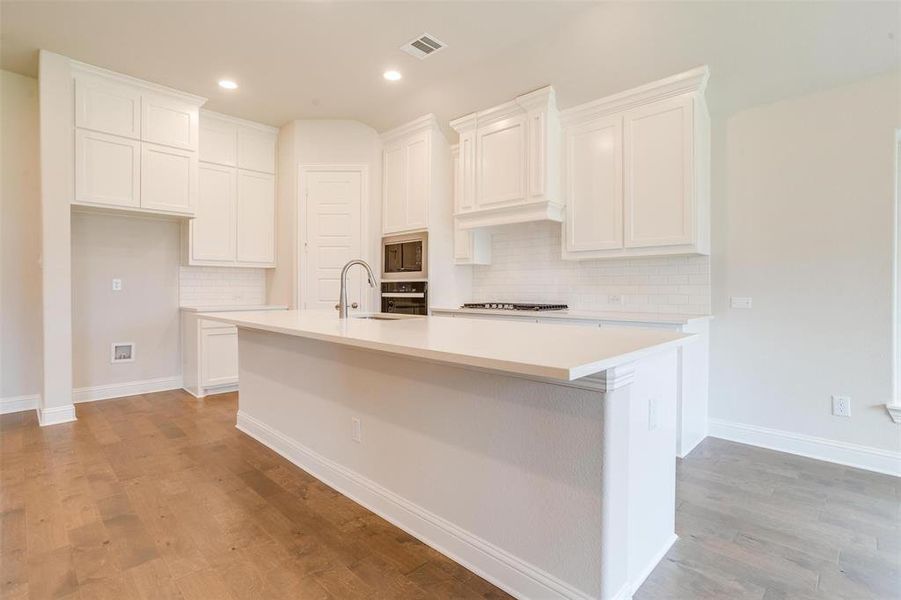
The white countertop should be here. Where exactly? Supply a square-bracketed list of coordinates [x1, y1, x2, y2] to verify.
[180, 304, 288, 313]
[430, 306, 711, 325]
[201, 309, 694, 381]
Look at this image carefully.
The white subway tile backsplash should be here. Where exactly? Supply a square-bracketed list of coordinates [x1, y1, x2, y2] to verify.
[179, 266, 266, 307]
[471, 221, 710, 314]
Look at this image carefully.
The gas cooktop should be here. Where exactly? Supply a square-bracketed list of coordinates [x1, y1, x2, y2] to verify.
[461, 302, 569, 312]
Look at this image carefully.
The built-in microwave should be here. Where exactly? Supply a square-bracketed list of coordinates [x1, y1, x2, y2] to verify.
[382, 232, 427, 280]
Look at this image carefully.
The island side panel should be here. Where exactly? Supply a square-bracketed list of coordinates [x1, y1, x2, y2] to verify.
[235, 328, 604, 599]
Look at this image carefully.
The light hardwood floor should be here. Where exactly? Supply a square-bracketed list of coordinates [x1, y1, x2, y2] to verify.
[0, 390, 897, 599]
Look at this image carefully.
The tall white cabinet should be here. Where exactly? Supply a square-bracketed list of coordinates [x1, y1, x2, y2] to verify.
[381, 114, 447, 235]
[561, 67, 710, 259]
[72, 64, 204, 217]
[186, 111, 277, 268]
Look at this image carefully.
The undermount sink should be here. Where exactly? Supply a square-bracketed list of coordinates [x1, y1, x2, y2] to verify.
[351, 313, 423, 321]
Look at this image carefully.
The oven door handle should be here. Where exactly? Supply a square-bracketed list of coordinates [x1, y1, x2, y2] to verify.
[381, 292, 425, 298]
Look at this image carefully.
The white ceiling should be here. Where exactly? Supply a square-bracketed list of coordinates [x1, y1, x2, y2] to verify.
[2, 1, 898, 133]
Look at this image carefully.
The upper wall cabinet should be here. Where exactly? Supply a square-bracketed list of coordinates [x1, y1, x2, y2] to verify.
[75, 74, 142, 139]
[380, 114, 450, 235]
[187, 111, 277, 268]
[71, 63, 205, 218]
[561, 66, 710, 259]
[450, 87, 562, 230]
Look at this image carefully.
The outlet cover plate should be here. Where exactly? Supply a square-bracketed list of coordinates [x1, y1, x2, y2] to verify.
[832, 395, 851, 417]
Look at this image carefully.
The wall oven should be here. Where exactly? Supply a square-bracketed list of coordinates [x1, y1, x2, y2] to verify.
[382, 232, 427, 280]
[381, 281, 428, 315]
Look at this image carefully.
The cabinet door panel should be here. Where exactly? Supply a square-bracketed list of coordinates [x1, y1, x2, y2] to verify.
[75, 130, 140, 208]
[142, 94, 198, 150]
[454, 225, 472, 262]
[236, 171, 275, 265]
[382, 144, 406, 233]
[75, 75, 141, 139]
[199, 115, 237, 166]
[192, 163, 236, 262]
[141, 143, 197, 214]
[405, 133, 429, 230]
[566, 115, 623, 251]
[477, 116, 526, 207]
[624, 96, 694, 248]
[458, 132, 476, 212]
[237, 128, 276, 173]
[201, 328, 238, 387]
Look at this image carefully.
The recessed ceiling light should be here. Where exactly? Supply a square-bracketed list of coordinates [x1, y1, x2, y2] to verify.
[218, 79, 238, 90]
[383, 70, 402, 82]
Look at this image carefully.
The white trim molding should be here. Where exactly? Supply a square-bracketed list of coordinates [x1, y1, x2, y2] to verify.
[73, 375, 183, 403]
[236, 410, 596, 600]
[38, 404, 77, 427]
[887, 403, 901, 424]
[0, 394, 40, 415]
[709, 419, 901, 477]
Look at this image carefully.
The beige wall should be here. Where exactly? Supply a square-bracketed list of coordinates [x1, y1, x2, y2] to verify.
[709, 70, 901, 453]
[71, 212, 181, 389]
[0, 70, 42, 400]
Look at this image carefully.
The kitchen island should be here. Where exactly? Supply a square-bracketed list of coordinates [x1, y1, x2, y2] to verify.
[202, 310, 695, 600]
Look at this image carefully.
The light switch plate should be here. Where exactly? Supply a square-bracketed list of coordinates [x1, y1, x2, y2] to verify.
[351, 417, 362, 442]
[731, 296, 752, 309]
[112, 278, 123, 291]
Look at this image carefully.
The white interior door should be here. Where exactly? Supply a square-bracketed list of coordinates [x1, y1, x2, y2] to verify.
[302, 167, 366, 312]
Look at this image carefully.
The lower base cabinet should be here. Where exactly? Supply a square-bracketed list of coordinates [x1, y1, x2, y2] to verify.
[181, 312, 239, 398]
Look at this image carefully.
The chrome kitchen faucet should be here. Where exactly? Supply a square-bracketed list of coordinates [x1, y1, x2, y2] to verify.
[336, 259, 377, 318]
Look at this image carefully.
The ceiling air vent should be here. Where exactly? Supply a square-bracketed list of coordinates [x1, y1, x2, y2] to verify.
[401, 33, 447, 60]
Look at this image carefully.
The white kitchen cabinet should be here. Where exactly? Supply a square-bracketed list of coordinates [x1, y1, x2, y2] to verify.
[140, 142, 197, 215]
[142, 93, 199, 151]
[74, 129, 141, 208]
[181, 307, 286, 398]
[476, 115, 527, 208]
[451, 144, 491, 265]
[561, 66, 710, 259]
[71, 62, 205, 217]
[201, 325, 239, 388]
[381, 117, 444, 235]
[188, 112, 277, 268]
[191, 163, 236, 262]
[75, 74, 141, 139]
[238, 127, 277, 174]
[199, 114, 237, 166]
[565, 114, 623, 252]
[450, 86, 562, 230]
[236, 170, 276, 265]
[623, 95, 694, 248]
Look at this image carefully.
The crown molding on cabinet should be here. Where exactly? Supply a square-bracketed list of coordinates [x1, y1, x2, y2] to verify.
[456, 199, 563, 230]
[201, 109, 279, 134]
[70, 60, 207, 106]
[380, 113, 445, 143]
[560, 65, 709, 125]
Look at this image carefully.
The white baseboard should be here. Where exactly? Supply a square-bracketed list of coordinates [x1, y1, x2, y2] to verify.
[629, 533, 677, 597]
[0, 394, 40, 415]
[236, 410, 596, 600]
[38, 404, 77, 426]
[73, 376, 183, 404]
[677, 431, 706, 459]
[708, 419, 901, 477]
[181, 383, 239, 399]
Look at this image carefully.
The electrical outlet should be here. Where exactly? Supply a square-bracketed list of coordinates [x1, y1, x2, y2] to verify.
[648, 397, 660, 431]
[730, 296, 752, 309]
[608, 294, 624, 306]
[351, 417, 362, 442]
[112, 278, 123, 291]
[832, 395, 851, 417]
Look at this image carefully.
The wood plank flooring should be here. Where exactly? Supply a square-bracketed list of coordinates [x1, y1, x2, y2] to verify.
[1, 390, 898, 599]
